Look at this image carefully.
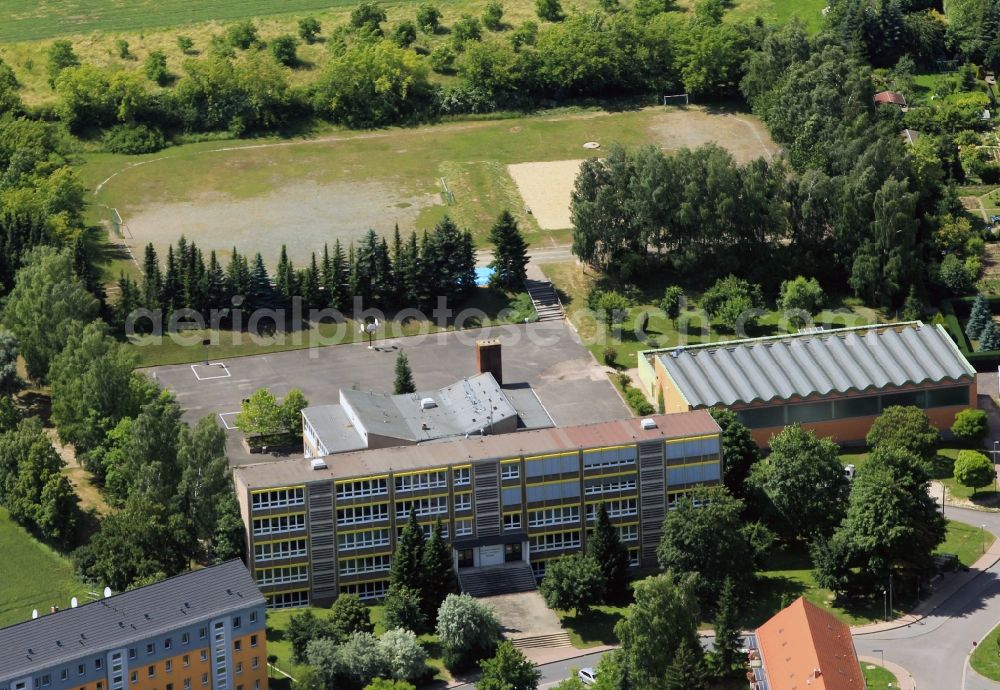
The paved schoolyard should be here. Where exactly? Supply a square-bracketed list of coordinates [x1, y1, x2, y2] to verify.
[146, 320, 630, 465]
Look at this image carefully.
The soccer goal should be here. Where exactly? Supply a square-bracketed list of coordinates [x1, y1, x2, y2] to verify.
[110, 207, 133, 239]
[663, 93, 690, 107]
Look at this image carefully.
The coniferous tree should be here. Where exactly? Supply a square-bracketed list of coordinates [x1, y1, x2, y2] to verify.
[710, 578, 741, 678]
[347, 242, 358, 307]
[967, 294, 991, 340]
[226, 248, 251, 301]
[206, 251, 227, 309]
[459, 229, 476, 296]
[664, 639, 707, 690]
[394, 351, 416, 394]
[398, 231, 419, 306]
[141, 243, 162, 311]
[415, 231, 432, 309]
[588, 502, 630, 602]
[113, 273, 142, 336]
[248, 253, 271, 310]
[979, 319, 1000, 351]
[391, 225, 405, 304]
[901, 285, 922, 321]
[325, 240, 348, 311]
[375, 236, 393, 305]
[421, 517, 457, 622]
[303, 253, 321, 311]
[390, 511, 426, 593]
[488, 211, 529, 291]
[276, 245, 297, 307]
[162, 244, 182, 312]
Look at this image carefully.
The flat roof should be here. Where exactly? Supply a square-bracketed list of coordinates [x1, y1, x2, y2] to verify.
[0, 561, 264, 683]
[235, 410, 720, 488]
[646, 322, 975, 408]
[302, 403, 368, 454]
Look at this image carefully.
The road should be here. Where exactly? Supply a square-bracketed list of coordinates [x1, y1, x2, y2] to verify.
[853, 505, 1000, 690]
[475, 245, 575, 267]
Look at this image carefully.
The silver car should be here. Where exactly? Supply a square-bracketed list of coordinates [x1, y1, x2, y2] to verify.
[578, 668, 597, 685]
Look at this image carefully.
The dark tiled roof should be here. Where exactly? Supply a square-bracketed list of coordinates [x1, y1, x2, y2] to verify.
[0, 561, 264, 682]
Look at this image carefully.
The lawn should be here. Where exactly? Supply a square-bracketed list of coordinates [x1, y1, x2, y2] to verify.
[935, 520, 992, 568]
[935, 448, 1000, 505]
[541, 261, 884, 370]
[0, 506, 91, 629]
[725, 0, 828, 33]
[861, 662, 897, 688]
[557, 604, 629, 648]
[972, 619, 1000, 682]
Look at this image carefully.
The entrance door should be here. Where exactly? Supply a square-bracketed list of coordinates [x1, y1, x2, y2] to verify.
[505, 542, 522, 562]
[457, 548, 474, 569]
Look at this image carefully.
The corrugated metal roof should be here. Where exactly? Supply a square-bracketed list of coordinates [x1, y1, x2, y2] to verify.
[654, 323, 974, 407]
[0, 561, 264, 682]
[234, 411, 721, 488]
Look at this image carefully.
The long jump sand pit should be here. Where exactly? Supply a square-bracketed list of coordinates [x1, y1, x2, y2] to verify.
[507, 160, 583, 230]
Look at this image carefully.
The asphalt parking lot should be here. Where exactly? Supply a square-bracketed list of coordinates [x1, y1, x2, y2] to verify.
[146, 320, 630, 464]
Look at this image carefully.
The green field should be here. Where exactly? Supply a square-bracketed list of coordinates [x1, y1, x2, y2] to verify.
[726, 0, 828, 32]
[972, 620, 1000, 681]
[0, 506, 90, 629]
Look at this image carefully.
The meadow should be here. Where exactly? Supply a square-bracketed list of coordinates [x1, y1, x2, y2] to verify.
[0, 506, 91, 629]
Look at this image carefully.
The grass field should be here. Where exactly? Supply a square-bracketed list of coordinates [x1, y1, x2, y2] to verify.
[972, 620, 1000, 681]
[0, 506, 90, 629]
[84, 106, 776, 272]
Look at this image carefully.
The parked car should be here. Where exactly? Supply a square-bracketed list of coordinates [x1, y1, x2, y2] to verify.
[578, 668, 597, 685]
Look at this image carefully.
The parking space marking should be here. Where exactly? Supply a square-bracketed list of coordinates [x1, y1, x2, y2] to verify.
[191, 362, 231, 381]
[218, 412, 241, 430]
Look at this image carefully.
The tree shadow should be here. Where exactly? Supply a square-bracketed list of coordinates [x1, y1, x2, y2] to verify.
[560, 608, 623, 646]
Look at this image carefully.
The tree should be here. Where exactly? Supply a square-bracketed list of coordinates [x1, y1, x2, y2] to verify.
[379, 628, 428, 682]
[227, 20, 261, 49]
[392, 21, 418, 48]
[664, 639, 707, 690]
[281, 389, 309, 436]
[615, 572, 701, 690]
[452, 15, 483, 44]
[421, 517, 458, 621]
[116, 39, 131, 59]
[177, 35, 195, 53]
[952, 408, 988, 446]
[488, 211, 529, 291]
[902, 285, 923, 321]
[483, 1, 505, 31]
[212, 492, 246, 561]
[938, 253, 974, 294]
[539, 553, 605, 614]
[350, 1, 388, 34]
[47, 40, 80, 87]
[747, 424, 849, 540]
[866, 406, 939, 464]
[587, 502, 630, 602]
[657, 487, 753, 607]
[365, 681, 414, 690]
[536, 0, 564, 21]
[416, 4, 442, 33]
[236, 388, 286, 438]
[383, 584, 427, 633]
[289, 610, 332, 664]
[0, 332, 21, 397]
[330, 593, 375, 640]
[955, 450, 994, 496]
[660, 286, 684, 323]
[981, 321, 1000, 352]
[478, 642, 541, 690]
[394, 352, 416, 394]
[701, 276, 764, 328]
[271, 35, 299, 66]
[967, 294, 992, 340]
[779, 275, 825, 326]
[145, 51, 169, 85]
[709, 408, 759, 499]
[3, 247, 100, 382]
[299, 17, 322, 43]
[391, 511, 426, 592]
[305, 638, 345, 687]
[710, 578, 741, 677]
[341, 632, 390, 688]
[175, 414, 230, 545]
[436, 594, 504, 672]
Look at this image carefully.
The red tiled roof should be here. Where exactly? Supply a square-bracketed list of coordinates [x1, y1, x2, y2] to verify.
[756, 597, 865, 690]
[874, 91, 906, 105]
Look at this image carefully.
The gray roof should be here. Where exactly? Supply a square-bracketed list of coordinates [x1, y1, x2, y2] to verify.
[652, 323, 975, 408]
[0, 561, 264, 682]
[302, 403, 368, 455]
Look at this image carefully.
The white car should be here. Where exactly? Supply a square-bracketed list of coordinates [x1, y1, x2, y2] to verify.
[578, 668, 597, 685]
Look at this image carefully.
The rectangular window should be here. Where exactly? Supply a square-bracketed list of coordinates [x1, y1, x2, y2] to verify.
[167, 684, 173, 690]
[265, 590, 310, 609]
[165, 660, 172, 673]
[60, 672, 68, 682]
[250, 487, 306, 510]
[182, 632, 190, 645]
[165, 638, 173, 650]
[504, 513, 521, 531]
[252, 657, 259, 670]
[95, 659, 103, 671]
[130, 673, 137, 685]
[501, 462, 520, 480]
[335, 478, 389, 500]
[881, 391, 925, 409]
[254, 538, 308, 562]
[454, 518, 474, 537]
[629, 549, 640, 567]
[233, 615, 241, 629]
[183, 656, 190, 668]
[200, 627, 207, 640]
[40, 677, 49, 687]
[337, 503, 389, 526]
[184, 681, 191, 690]
[340, 580, 389, 600]
[525, 480, 580, 503]
[582, 446, 636, 470]
[529, 529, 581, 552]
[200, 651, 208, 662]
[926, 385, 970, 408]
[250, 611, 257, 624]
[252, 514, 306, 536]
[453, 492, 472, 512]
[394, 470, 447, 493]
[738, 406, 785, 429]
[617, 524, 639, 542]
[235, 663, 243, 675]
[586, 499, 637, 521]
[78, 666, 85, 677]
[502, 487, 522, 506]
[201, 674, 208, 687]
[528, 505, 580, 528]
[834, 395, 880, 418]
[337, 528, 390, 551]
[584, 476, 637, 495]
[251, 634, 258, 648]
[147, 644, 155, 655]
[786, 401, 834, 424]
[453, 467, 471, 486]
[234, 640, 242, 652]
[129, 649, 136, 659]
[148, 667, 155, 679]
[395, 495, 449, 519]
[338, 554, 391, 577]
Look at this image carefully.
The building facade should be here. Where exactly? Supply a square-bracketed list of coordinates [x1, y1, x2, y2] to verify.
[0, 561, 267, 690]
[233, 411, 722, 608]
[638, 322, 976, 447]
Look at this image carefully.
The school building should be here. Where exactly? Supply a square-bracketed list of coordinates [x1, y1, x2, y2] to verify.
[637, 322, 976, 447]
[232, 411, 722, 608]
[0, 561, 267, 690]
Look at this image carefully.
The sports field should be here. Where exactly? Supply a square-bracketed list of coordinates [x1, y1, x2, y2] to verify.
[85, 106, 778, 268]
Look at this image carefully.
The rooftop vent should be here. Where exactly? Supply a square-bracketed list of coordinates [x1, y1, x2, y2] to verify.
[420, 398, 437, 410]
[311, 458, 328, 471]
[640, 418, 657, 430]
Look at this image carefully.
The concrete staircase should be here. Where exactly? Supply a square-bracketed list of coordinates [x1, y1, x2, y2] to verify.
[525, 264, 564, 322]
[458, 561, 537, 597]
[510, 632, 573, 649]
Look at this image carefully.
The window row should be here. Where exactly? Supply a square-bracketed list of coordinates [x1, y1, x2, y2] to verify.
[336, 478, 389, 499]
[667, 492, 706, 510]
[338, 503, 389, 526]
[340, 554, 391, 576]
[396, 495, 449, 519]
[339, 528, 391, 551]
[254, 539, 307, 562]
[251, 487, 305, 510]
[667, 463, 721, 487]
[529, 530, 582, 553]
[255, 565, 309, 586]
[584, 476, 637, 495]
[525, 452, 579, 478]
[341, 580, 389, 600]
[267, 590, 309, 609]
[528, 505, 580, 528]
[395, 470, 448, 492]
[665, 437, 721, 462]
[583, 446, 637, 469]
[586, 499, 637, 521]
[396, 523, 449, 539]
[525, 479, 580, 503]
[253, 513, 305, 536]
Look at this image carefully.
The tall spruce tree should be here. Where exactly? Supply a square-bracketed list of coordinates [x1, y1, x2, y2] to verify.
[710, 578, 741, 678]
[303, 253, 320, 310]
[325, 240, 348, 311]
[162, 244, 181, 312]
[226, 248, 251, 301]
[664, 639, 707, 690]
[113, 273, 142, 336]
[394, 351, 416, 394]
[588, 502, 630, 602]
[247, 253, 271, 309]
[967, 294, 991, 340]
[980, 319, 1000, 351]
[421, 517, 457, 622]
[206, 251, 227, 309]
[488, 211, 529, 291]
[141, 243, 162, 311]
[391, 511, 426, 593]
[276, 245, 297, 307]
[391, 225, 405, 305]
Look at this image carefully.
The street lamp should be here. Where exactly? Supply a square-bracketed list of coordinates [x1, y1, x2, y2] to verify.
[883, 588, 887, 622]
[873, 649, 884, 667]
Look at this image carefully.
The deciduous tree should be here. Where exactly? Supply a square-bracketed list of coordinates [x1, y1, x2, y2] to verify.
[478, 642, 540, 690]
[383, 584, 427, 633]
[539, 553, 605, 614]
[436, 594, 503, 672]
[709, 408, 759, 499]
[866, 405, 939, 464]
[955, 450, 994, 496]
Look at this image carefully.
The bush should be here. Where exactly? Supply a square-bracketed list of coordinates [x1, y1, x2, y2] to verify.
[417, 3, 442, 32]
[779, 275, 825, 325]
[626, 388, 654, 415]
[428, 44, 457, 73]
[391, 21, 418, 48]
[299, 17, 322, 43]
[603, 346, 618, 366]
[451, 15, 483, 44]
[145, 51, 169, 85]
[115, 39, 131, 59]
[436, 594, 503, 672]
[595, 290, 631, 324]
[938, 253, 974, 294]
[102, 123, 166, 154]
[271, 35, 299, 66]
[351, 1, 388, 34]
[227, 21, 261, 49]
[536, 0, 565, 21]
[483, 1, 505, 30]
[954, 449, 994, 496]
[952, 408, 988, 446]
[177, 35, 195, 53]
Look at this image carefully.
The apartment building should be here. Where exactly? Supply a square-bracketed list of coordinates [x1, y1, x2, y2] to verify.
[233, 411, 722, 608]
[0, 561, 267, 690]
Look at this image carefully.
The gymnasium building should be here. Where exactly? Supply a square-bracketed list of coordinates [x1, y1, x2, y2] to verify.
[637, 322, 976, 447]
[0, 561, 267, 690]
[233, 411, 722, 608]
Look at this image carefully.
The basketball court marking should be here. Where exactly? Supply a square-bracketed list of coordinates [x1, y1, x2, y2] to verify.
[218, 412, 241, 430]
[191, 362, 231, 381]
